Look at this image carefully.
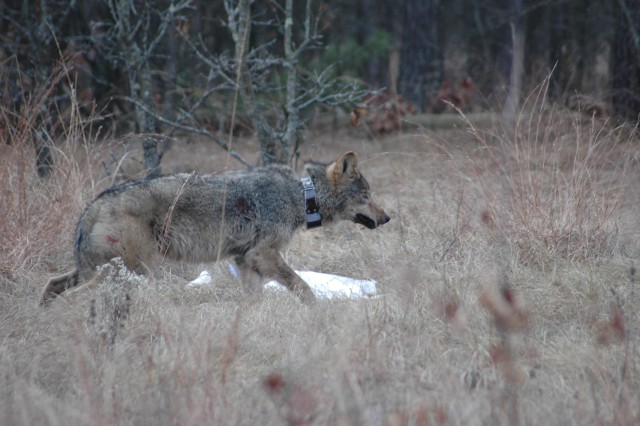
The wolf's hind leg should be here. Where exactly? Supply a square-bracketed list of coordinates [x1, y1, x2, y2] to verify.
[39, 270, 79, 306]
[62, 272, 102, 303]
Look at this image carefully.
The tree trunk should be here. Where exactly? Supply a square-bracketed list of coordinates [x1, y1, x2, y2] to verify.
[398, 0, 442, 112]
[136, 62, 162, 177]
[612, 0, 640, 122]
[503, 0, 525, 125]
[231, 0, 279, 165]
[281, 0, 298, 164]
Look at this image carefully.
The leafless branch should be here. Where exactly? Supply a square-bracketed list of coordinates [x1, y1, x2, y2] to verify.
[122, 96, 253, 169]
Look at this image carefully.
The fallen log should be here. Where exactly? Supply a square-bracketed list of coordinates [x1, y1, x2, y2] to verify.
[402, 112, 498, 130]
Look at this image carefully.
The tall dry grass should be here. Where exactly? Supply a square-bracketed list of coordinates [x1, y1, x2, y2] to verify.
[1, 78, 640, 426]
[459, 78, 634, 268]
[0, 64, 108, 281]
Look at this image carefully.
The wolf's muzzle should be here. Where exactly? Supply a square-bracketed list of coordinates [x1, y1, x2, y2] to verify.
[355, 213, 390, 229]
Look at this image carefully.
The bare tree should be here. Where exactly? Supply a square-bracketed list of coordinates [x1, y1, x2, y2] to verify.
[100, 0, 371, 168]
[187, 0, 371, 166]
[104, 0, 192, 177]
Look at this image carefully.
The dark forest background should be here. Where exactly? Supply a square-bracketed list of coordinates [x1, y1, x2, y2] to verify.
[2, 0, 640, 170]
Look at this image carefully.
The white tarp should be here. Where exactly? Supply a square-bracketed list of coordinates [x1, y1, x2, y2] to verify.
[187, 264, 377, 300]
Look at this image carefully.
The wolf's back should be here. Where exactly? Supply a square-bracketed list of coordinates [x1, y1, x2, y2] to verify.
[71, 168, 303, 275]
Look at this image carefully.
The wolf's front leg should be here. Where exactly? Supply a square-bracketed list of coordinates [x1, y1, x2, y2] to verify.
[241, 248, 316, 304]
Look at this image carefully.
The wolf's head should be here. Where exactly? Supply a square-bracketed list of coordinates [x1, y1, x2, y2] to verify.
[305, 152, 390, 229]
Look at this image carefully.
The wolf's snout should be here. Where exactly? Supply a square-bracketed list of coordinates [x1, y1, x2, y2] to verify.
[354, 210, 390, 229]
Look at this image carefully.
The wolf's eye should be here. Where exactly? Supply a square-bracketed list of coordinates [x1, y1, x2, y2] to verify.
[361, 192, 370, 201]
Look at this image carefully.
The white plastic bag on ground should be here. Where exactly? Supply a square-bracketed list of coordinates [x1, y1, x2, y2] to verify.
[187, 264, 377, 300]
[186, 270, 212, 287]
[265, 270, 377, 299]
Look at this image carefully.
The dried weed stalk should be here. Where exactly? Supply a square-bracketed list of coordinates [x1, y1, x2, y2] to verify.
[0, 63, 104, 273]
[86, 257, 147, 347]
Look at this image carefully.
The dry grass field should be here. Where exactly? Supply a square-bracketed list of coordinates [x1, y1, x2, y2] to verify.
[2, 91, 640, 425]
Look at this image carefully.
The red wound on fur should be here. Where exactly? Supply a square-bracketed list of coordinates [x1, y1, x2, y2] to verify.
[501, 287, 515, 305]
[106, 235, 120, 244]
[264, 373, 285, 393]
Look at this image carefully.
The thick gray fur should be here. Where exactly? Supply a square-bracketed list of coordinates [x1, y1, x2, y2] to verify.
[40, 152, 390, 305]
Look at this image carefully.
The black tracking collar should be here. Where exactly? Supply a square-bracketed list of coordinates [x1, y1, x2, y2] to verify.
[301, 177, 322, 229]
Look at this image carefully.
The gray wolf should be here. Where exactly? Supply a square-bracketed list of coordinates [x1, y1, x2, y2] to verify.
[40, 151, 390, 305]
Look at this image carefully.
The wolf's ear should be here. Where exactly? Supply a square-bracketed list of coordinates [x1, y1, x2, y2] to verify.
[327, 151, 358, 187]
